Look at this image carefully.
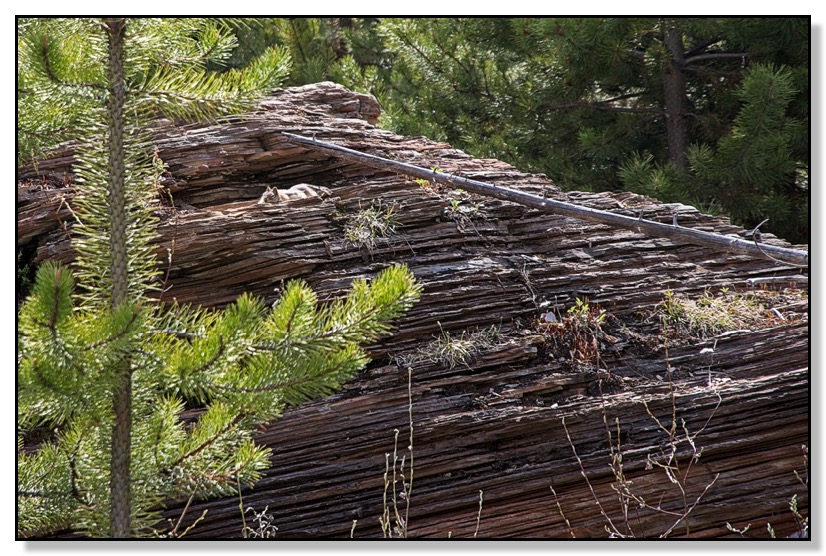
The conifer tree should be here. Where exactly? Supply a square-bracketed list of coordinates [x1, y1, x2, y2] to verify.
[211, 18, 809, 242]
[352, 18, 808, 243]
[17, 17, 421, 538]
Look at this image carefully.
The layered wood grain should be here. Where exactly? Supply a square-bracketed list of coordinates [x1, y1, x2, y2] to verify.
[18, 82, 808, 539]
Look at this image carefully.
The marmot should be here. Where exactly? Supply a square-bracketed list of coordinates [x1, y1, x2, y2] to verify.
[257, 183, 333, 204]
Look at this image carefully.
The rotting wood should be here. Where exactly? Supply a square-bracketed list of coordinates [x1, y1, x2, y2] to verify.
[19, 82, 808, 539]
[281, 132, 809, 268]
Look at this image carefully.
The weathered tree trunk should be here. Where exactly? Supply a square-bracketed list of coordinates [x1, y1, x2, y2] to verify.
[18, 82, 808, 539]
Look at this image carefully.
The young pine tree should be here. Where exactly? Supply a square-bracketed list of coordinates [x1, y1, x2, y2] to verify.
[17, 18, 421, 538]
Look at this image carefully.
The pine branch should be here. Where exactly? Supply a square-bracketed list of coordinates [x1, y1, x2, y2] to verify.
[30, 359, 75, 395]
[230, 359, 353, 395]
[165, 412, 245, 472]
[393, 26, 447, 78]
[684, 52, 747, 65]
[154, 32, 226, 67]
[47, 267, 63, 332]
[131, 88, 243, 116]
[19, 438, 90, 506]
[288, 19, 309, 67]
[429, 31, 475, 84]
[188, 336, 226, 378]
[538, 92, 649, 113]
[283, 299, 300, 336]
[86, 303, 142, 350]
[37, 31, 106, 93]
[253, 307, 381, 352]
[153, 328, 203, 341]
[68, 456, 84, 501]
[684, 38, 723, 58]
[17, 488, 76, 503]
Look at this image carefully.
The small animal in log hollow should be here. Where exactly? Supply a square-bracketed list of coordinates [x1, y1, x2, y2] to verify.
[257, 184, 332, 205]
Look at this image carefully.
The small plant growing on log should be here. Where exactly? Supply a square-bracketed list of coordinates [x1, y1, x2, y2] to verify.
[414, 167, 443, 192]
[344, 200, 401, 252]
[242, 505, 278, 538]
[441, 188, 487, 233]
[378, 366, 486, 539]
[380, 426, 413, 538]
[726, 522, 752, 537]
[538, 297, 611, 369]
[656, 288, 804, 339]
[395, 324, 501, 370]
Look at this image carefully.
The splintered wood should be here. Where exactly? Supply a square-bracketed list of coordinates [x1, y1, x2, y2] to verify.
[18, 82, 808, 539]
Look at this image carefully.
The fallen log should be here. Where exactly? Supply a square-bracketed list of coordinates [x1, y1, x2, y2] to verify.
[18, 82, 809, 539]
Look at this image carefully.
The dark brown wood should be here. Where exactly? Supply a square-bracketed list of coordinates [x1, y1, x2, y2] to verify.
[19, 82, 809, 539]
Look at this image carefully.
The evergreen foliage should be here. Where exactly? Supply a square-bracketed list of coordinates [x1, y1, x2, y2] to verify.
[220, 17, 385, 92]
[18, 263, 420, 537]
[17, 17, 421, 538]
[368, 18, 809, 243]
[228, 17, 808, 244]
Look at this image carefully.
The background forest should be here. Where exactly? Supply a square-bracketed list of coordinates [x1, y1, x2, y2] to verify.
[223, 17, 810, 245]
